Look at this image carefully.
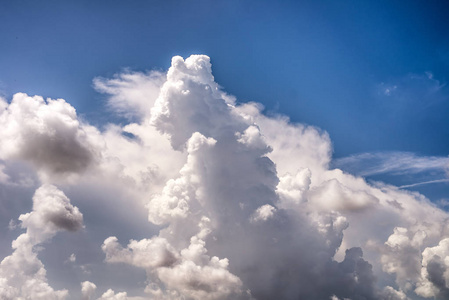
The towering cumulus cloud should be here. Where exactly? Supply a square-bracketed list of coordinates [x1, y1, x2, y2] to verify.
[1, 55, 449, 299]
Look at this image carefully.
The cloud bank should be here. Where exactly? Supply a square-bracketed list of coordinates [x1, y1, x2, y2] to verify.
[1, 55, 449, 299]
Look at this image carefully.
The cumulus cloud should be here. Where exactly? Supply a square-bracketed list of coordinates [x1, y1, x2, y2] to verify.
[250, 204, 277, 222]
[236, 102, 332, 180]
[309, 178, 379, 212]
[19, 184, 83, 241]
[0, 93, 102, 182]
[81, 281, 97, 300]
[2, 55, 449, 300]
[102, 236, 179, 269]
[97, 289, 128, 300]
[104, 212, 244, 300]
[101, 55, 382, 299]
[0, 184, 84, 299]
[415, 238, 449, 298]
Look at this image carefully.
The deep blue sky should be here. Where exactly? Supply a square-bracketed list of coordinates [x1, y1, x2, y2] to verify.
[1, 0, 449, 158]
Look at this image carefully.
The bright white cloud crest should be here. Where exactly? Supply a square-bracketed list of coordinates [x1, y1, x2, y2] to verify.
[1, 55, 449, 299]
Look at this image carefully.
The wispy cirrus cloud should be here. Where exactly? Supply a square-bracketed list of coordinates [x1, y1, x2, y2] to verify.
[377, 72, 448, 111]
[333, 151, 449, 177]
[399, 179, 449, 189]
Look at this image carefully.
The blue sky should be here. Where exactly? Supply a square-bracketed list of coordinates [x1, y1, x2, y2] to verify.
[1, 0, 448, 155]
[2, 0, 448, 200]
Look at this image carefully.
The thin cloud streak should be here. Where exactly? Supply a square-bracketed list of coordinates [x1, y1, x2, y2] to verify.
[334, 151, 449, 177]
[399, 179, 449, 189]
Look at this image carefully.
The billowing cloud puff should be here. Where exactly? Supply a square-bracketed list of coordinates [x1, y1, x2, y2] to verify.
[151, 55, 242, 150]
[308, 178, 380, 212]
[19, 184, 84, 242]
[0, 184, 84, 300]
[101, 55, 381, 299]
[102, 236, 179, 269]
[415, 238, 449, 298]
[2, 55, 449, 300]
[81, 281, 97, 300]
[97, 289, 128, 300]
[250, 204, 277, 223]
[0, 93, 102, 182]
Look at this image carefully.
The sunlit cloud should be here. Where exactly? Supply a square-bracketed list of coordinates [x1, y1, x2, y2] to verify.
[1, 55, 449, 300]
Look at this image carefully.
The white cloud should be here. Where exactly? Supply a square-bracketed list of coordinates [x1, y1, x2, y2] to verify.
[0, 184, 84, 300]
[0, 93, 102, 183]
[399, 179, 449, 188]
[415, 238, 449, 298]
[19, 184, 83, 242]
[93, 70, 165, 120]
[100, 55, 382, 299]
[334, 152, 449, 177]
[250, 204, 277, 222]
[381, 227, 425, 290]
[308, 178, 380, 212]
[69, 253, 76, 263]
[1, 55, 449, 300]
[236, 103, 332, 179]
[97, 289, 128, 300]
[381, 286, 409, 300]
[81, 281, 97, 300]
[102, 236, 179, 269]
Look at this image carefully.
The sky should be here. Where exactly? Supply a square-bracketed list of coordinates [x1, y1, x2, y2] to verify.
[1, 1, 449, 300]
